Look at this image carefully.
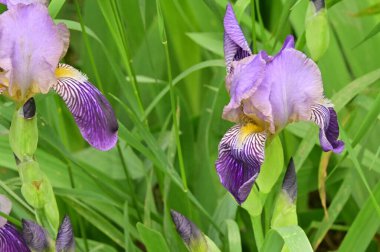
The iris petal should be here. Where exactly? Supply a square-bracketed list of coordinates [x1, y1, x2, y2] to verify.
[223, 52, 267, 123]
[0, 223, 30, 252]
[224, 3, 251, 72]
[0, 4, 67, 98]
[253, 47, 324, 132]
[310, 104, 344, 153]
[216, 124, 266, 204]
[22, 220, 48, 251]
[54, 64, 118, 151]
[56, 215, 75, 252]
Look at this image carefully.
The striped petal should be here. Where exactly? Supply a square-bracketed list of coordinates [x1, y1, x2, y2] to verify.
[310, 104, 344, 153]
[22, 220, 48, 251]
[0, 223, 30, 252]
[54, 64, 118, 151]
[224, 3, 251, 73]
[216, 124, 266, 204]
[56, 215, 74, 252]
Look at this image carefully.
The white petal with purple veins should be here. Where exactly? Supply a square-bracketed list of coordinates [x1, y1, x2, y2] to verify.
[216, 124, 266, 204]
[54, 64, 118, 151]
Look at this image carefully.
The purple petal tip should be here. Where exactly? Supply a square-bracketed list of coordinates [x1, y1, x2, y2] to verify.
[56, 215, 74, 252]
[22, 219, 48, 251]
[0, 223, 30, 252]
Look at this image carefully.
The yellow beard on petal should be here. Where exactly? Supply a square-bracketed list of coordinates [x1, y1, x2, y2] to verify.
[55, 64, 87, 82]
[237, 122, 265, 148]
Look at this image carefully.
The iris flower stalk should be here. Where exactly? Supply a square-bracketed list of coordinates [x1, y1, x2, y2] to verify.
[0, 0, 118, 245]
[216, 4, 344, 204]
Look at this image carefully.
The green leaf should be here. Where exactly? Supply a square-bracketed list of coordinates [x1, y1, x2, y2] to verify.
[354, 23, 380, 49]
[225, 219, 242, 252]
[338, 180, 380, 252]
[137, 223, 170, 252]
[261, 226, 313, 252]
[353, 3, 380, 17]
[256, 136, 284, 193]
[48, 0, 65, 18]
[187, 32, 223, 56]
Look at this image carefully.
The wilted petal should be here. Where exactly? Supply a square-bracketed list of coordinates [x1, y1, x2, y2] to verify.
[56, 215, 74, 252]
[170, 210, 207, 251]
[282, 158, 297, 203]
[0, 195, 12, 227]
[224, 3, 251, 72]
[223, 52, 267, 123]
[22, 220, 49, 252]
[0, 4, 67, 99]
[0, 223, 30, 252]
[310, 104, 344, 153]
[54, 64, 118, 151]
[262, 46, 324, 132]
[216, 124, 266, 204]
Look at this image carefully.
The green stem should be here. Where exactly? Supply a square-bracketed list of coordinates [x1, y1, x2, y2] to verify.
[163, 41, 188, 191]
[0, 211, 21, 227]
[251, 215, 264, 251]
[251, 0, 257, 53]
[117, 142, 143, 221]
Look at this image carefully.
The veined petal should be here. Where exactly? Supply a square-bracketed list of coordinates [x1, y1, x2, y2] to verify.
[310, 104, 344, 153]
[223, 52, 267, 123]
[224, 3, 251, 72]
[0, 195, 12, 227]
[54, 64, 118, 151]
[22, 220, 49, 251]
[216, 124, 266, 204]
[0, 4, 67, 99]
[56, 215, 74, 252]
[0, 223, 30, 252]
[262, 47, 324, 132]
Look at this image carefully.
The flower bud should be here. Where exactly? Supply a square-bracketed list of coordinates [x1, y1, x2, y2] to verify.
[305, 0, 330, 61]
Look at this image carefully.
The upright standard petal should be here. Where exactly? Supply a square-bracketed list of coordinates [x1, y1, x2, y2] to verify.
[0, 4, 68, 100]
[56, 215, 75, 252]
[54, 64, 118, 151]
[0, 0, 48, 8]
[0, 195, 12, 227]
[310, 104, 344, 153]
[263, 47, 324, 132]
[170, 210, 207, 251]
[223, 52, 267, 123]
[22, 220, 49, 251]
[0, 223, 30, 252]
[216, 124, 266, 204]
[224, 3, 251, 72]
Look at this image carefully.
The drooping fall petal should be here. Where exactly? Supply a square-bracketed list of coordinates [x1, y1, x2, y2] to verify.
[54, 64, 118, 151]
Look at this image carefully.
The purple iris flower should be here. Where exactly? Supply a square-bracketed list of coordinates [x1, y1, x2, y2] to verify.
[1, 194, 75, 251]
[216, 4, 344, 204]
[0, 0, 118, 151]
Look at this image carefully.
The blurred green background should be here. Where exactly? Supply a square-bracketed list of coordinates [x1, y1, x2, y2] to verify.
[1, 0, 380, 251]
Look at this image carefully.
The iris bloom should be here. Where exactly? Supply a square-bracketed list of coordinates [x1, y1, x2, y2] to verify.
[0, 0, 118, 150]
[0, 194, 74, 251]
[216, 4, 344, 204]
